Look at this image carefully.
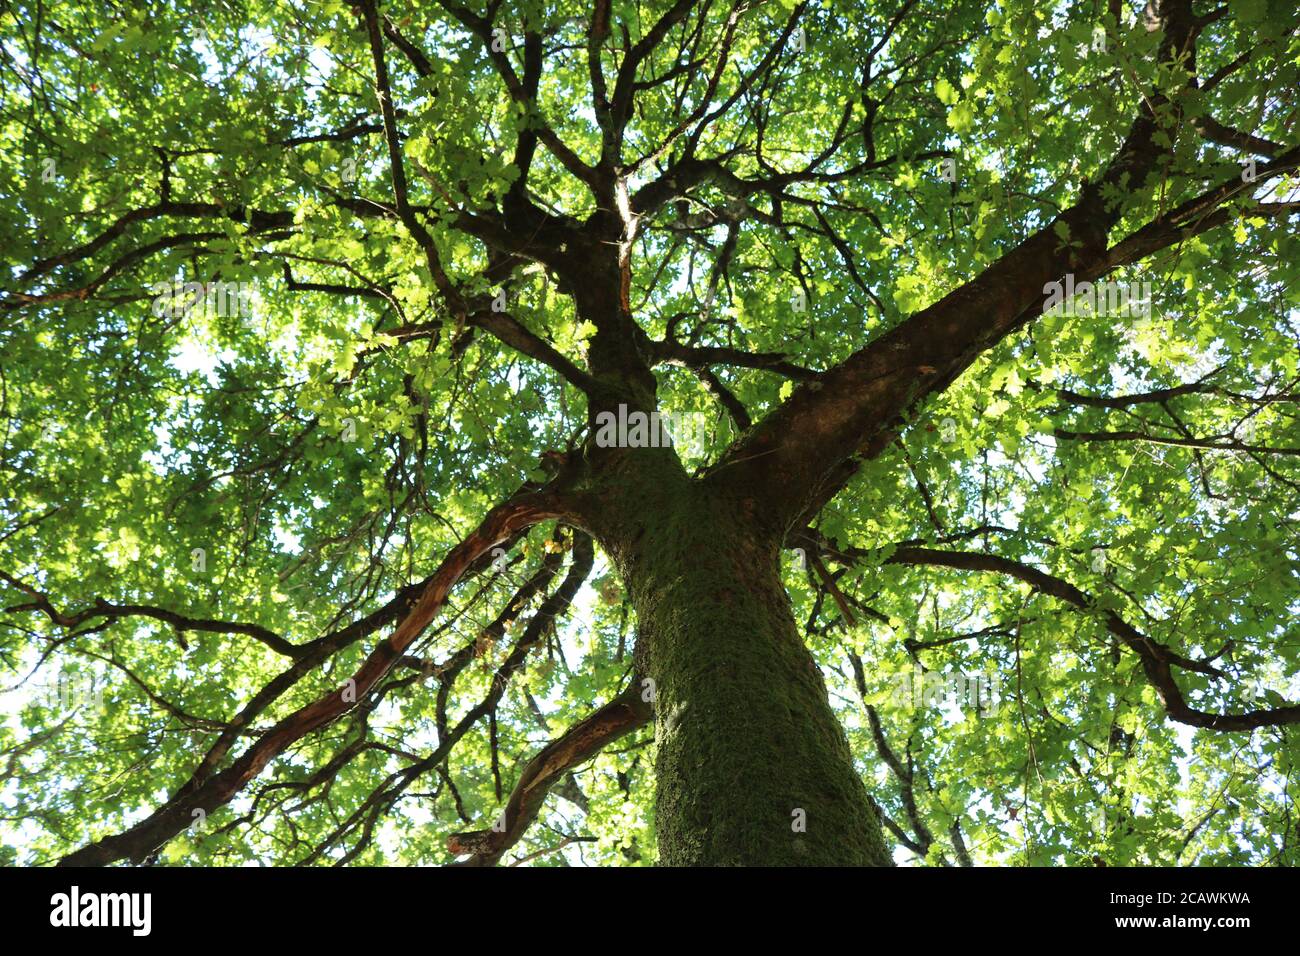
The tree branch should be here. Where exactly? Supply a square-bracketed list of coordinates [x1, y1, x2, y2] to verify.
[57, 487, 568, 866]
[447, 677, 651, 866]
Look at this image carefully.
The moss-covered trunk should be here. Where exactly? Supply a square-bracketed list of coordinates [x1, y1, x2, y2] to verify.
[612, 481, 890, 866]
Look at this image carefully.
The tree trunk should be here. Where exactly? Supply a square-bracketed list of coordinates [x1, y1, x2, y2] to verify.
[607, 477, 890, 866]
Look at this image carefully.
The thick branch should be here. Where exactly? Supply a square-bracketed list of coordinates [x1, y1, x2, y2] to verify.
[710, 4, 1296, 530]
[884, 546, 1300, 732]
[447, 678, 652, 866]
[57, 489, 566, 866]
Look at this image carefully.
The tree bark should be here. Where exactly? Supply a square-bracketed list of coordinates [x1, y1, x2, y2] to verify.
[601, 472, 890, 866]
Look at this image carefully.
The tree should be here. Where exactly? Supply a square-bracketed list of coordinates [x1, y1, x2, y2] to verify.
[1, 0, 1298, 867]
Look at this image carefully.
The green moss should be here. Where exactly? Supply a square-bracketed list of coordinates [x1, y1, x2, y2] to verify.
[610, 479, 891, 866]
